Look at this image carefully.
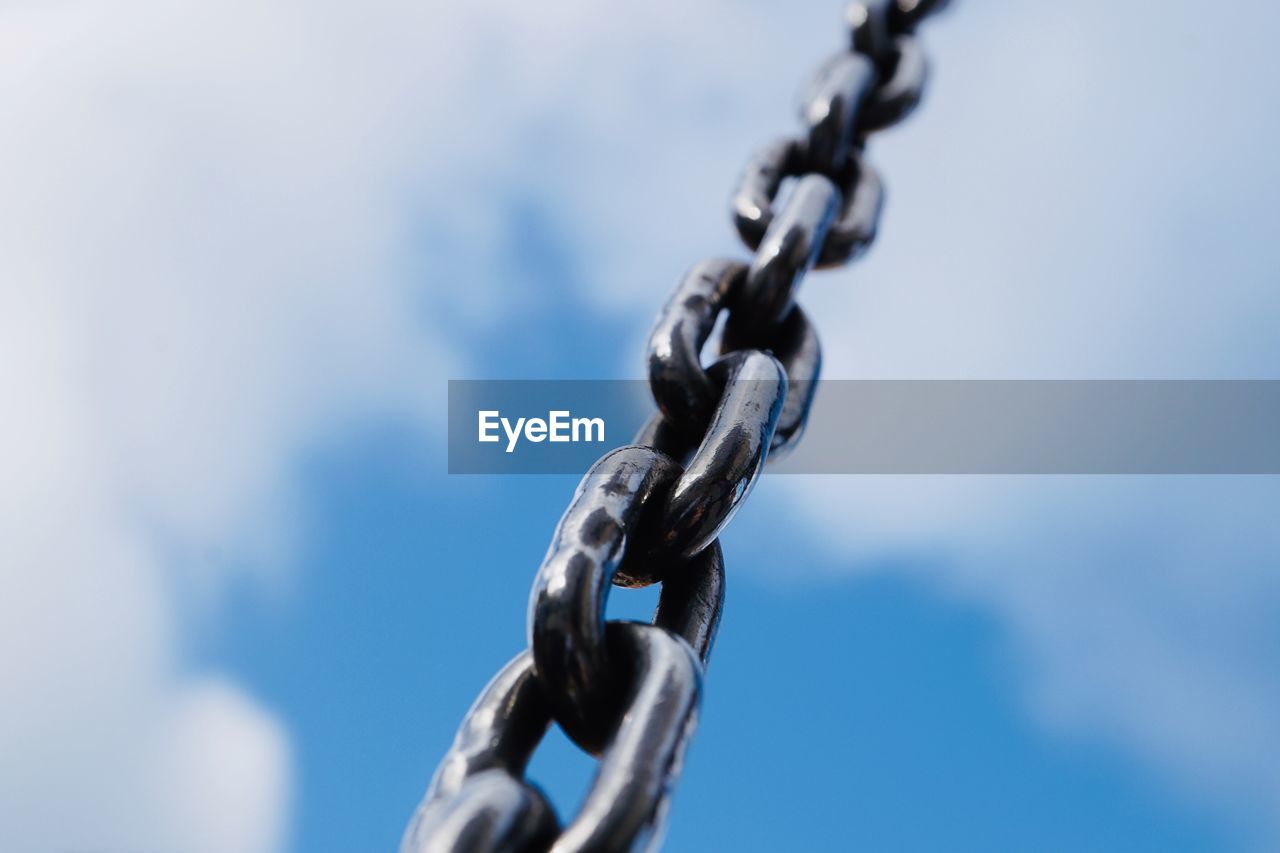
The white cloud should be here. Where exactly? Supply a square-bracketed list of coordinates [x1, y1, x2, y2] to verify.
[442, 0, 1280, 834]
[774, 477, 1280, 833]
[757, 0, 1280, 841]
[4, 0, 1279, 848]
[0, 0, 453, 848]
[0, 0, 823, 848]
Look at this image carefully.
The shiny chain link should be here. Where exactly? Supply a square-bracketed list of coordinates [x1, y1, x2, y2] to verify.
[404, 3, 949, 849]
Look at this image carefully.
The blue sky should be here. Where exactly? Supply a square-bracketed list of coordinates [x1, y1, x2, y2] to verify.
[200, 433, 1240, 852]
[3, 1, 1280, 851]
[200, 423, 1246, 852]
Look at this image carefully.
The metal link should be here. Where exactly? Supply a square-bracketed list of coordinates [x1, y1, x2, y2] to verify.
[731, 138, 797, 252]
[847, 0, 896, 60]
[720, 305, 822, 458]
[857, 35, 928, 132]
[427, 651, 553, 800]
[801, 51, 878, 173]
[402, 771, 559, 853]
[402, 652, 558, 853]
[411, 553, 724, 852]
[726, 174, 842, 342]
[647, 257, 820, 459]
[888, 0, 951, 32]
[646, 258, 747, 439]
[551, 623, 702, 853]
[819, 149, 884, 267]
[404, 621, 707, 853]
[732, 138, 884, 269]
[632, 411, 694, 463]
[651, 351, 786, 559]
[634, 348, 783, 473]
[528, 446, 682, 752]
[653, 539, 725, 664]
[407, 4, 949, 847]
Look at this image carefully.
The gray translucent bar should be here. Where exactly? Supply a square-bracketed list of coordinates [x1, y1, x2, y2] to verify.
[448, 380, 1280, 475]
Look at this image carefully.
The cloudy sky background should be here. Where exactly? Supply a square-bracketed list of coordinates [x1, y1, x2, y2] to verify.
[3, 0, 1279, 850]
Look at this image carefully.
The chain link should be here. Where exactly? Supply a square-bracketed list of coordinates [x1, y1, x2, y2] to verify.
[404, 3, 949, 849]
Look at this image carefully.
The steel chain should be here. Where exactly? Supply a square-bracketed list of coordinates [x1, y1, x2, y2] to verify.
[404, 3, 948, 849]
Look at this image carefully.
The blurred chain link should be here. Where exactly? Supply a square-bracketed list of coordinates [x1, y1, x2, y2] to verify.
[404, 2, 949, 849]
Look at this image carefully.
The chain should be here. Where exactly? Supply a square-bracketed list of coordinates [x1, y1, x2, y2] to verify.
[404, 3, 949, 849]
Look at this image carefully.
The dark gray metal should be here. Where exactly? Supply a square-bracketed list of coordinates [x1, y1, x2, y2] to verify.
[404, 619, 709, 853]
[528, 446, 681, 752]
[407, 2, 949, 847]
[858, 36, 928, 132]
[423, 651, 552, 801]
[653, 351, 786, 559]
[402, 771, 559, 853]
[631, 412, 695, 464]
[653, 541, 724, 664]
[888, 0, 951, 32]
[401, 652, 558, 853]
[646, 254, 822, 460]
[551, 623, 702, 853]
[646, 258, 748, 439]
[726, 173, 841, 342]
[847, 0, 896, 59]
[731, 137, 798, 253]
[819, 150, 884, 268]
[721, 305, 822, 458]
[731, 137, 884, 269]
[408, 561, 723, 852]
[802, 51, 877, 173]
